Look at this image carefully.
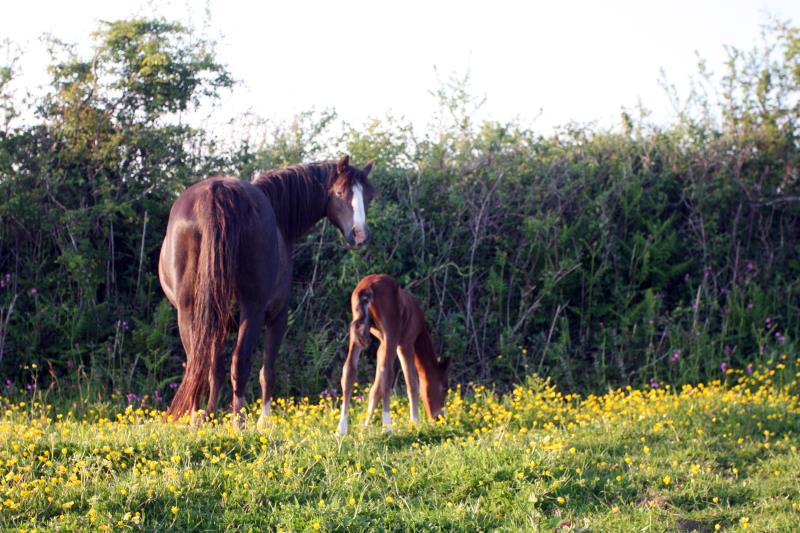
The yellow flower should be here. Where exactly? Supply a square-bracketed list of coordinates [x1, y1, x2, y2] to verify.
[171, 506, 178, 515]
[662, 475, 671, 485]
[385, 495, 394, 504]
[312, 522, 321, 530]
[348, 497, 356, 506]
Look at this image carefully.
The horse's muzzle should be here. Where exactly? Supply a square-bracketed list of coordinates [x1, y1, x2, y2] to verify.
[348, 227, 370, 248]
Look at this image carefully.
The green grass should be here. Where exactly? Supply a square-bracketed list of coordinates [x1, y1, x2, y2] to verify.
[1, 359, 799, 532]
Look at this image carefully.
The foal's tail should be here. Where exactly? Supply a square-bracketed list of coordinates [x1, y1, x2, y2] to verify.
[168, 180, 244, 419]
[350, 287, 373, 349]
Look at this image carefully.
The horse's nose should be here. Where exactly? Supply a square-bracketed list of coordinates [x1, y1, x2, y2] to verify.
[353, 227, 369, 247]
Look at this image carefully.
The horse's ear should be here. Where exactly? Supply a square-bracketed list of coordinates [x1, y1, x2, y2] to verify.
[337, 154, 350, 174]
[363, 159, 375, 176]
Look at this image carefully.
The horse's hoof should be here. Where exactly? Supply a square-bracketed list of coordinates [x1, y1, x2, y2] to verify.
[189, 410, 207, 428]
[256, 415, 269, 432]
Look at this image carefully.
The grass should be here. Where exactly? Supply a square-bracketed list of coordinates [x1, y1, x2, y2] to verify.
[0, 356, 799, 532]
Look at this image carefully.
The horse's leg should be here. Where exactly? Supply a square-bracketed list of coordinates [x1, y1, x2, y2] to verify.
[257, 307, 287, 431]
[397, 342, 420, 425]
[230, 303, 266, 430]
[338, 338, 362, 435]
[205, 346, 226, 418]
[176, 296, 204, 426]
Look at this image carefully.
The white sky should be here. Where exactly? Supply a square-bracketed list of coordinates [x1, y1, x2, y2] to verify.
[2, 0, 799, 137]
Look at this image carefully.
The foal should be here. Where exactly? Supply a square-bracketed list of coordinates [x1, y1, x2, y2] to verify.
[338, 274, 450, 434]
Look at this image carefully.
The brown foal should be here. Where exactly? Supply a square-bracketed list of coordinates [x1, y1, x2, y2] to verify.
[338, 274, 450, 434]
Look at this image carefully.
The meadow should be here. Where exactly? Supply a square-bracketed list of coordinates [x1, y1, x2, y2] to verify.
[0, 356, 798, 532]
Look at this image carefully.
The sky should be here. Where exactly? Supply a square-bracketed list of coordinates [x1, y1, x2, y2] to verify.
[2, 0, 799, 137]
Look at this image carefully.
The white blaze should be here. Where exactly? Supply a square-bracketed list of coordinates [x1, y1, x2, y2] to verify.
[351, 183, 366, 230]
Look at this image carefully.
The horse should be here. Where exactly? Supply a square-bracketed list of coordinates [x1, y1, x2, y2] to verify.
[338, 274, 450, 435]
[158, 155, 375, 428]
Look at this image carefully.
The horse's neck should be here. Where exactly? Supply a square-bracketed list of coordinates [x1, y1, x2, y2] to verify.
[256, 167, 331, 244]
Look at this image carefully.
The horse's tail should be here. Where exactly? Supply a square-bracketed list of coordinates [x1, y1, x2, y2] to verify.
[350, 287, 373, 349]
[168, 180, 243, 420]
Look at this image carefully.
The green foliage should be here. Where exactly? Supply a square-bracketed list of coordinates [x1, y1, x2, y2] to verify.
[2, 17, 800, 403]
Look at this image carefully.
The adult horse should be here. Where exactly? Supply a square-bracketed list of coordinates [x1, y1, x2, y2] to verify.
[159, 155, 375, 428]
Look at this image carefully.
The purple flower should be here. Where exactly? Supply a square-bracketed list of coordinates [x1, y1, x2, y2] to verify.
[29, 287, 37, 295]
[4, 379, 13, 390]
[747, 303, 753, 310]
[775, 332, 786, 344]
[321, 388, 338, 399]
[703, 266, 713, 279]
[125, 393, 139, 404]
[745, 364, 753, 374]
[766, 317, 772, 329]
[670, 350, 681, 365]
[154, 389, 163, 403]
[649, 378, 659, 389]
[25, 383, 37, 392]
[3, 273, 10, 282]
[724, 345, 732, 356]
[746, 261, 755, 271]
[169, 383, 179, 390]
[720, 362, 729, 373]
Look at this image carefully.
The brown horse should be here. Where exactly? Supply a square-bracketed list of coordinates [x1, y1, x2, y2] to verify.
[159, 155, 375, 428]
[338, 274, 450, 434]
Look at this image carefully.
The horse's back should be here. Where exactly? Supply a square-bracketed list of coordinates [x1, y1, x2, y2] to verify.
[353, 274, 425, 340]
[159, 177, 282, 309]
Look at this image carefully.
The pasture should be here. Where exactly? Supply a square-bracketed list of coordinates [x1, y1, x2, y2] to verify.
[1, 358, 798, 532]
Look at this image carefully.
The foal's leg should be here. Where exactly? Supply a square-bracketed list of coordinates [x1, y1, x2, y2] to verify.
[230, 303, 267, 429]
[338, 339, 362, 435]
[365, 337, 397, 431]
[397, 343, 420, 425]
[257, 307, 288, 431]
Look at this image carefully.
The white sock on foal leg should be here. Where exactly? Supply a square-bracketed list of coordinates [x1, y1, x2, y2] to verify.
[338, 402, 349, 435]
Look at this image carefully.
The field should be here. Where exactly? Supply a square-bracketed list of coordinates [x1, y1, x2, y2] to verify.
[1, 357, 799, 532]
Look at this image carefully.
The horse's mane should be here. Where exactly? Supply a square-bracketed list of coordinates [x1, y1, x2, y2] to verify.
[252, 160, 374, 243]
[252, 162, 335, 243]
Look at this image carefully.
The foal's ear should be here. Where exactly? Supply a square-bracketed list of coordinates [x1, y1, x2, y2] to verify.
[362, 159, 375, 176]
[337, 154, 350, 174]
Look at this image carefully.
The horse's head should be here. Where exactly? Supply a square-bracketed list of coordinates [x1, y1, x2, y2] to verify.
[326, 155, 376, 249]
[424, 357, 451, 421]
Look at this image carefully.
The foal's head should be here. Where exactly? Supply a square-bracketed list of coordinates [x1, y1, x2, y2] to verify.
[423, 357, 451, 421]
[326, 155, 376, 249]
